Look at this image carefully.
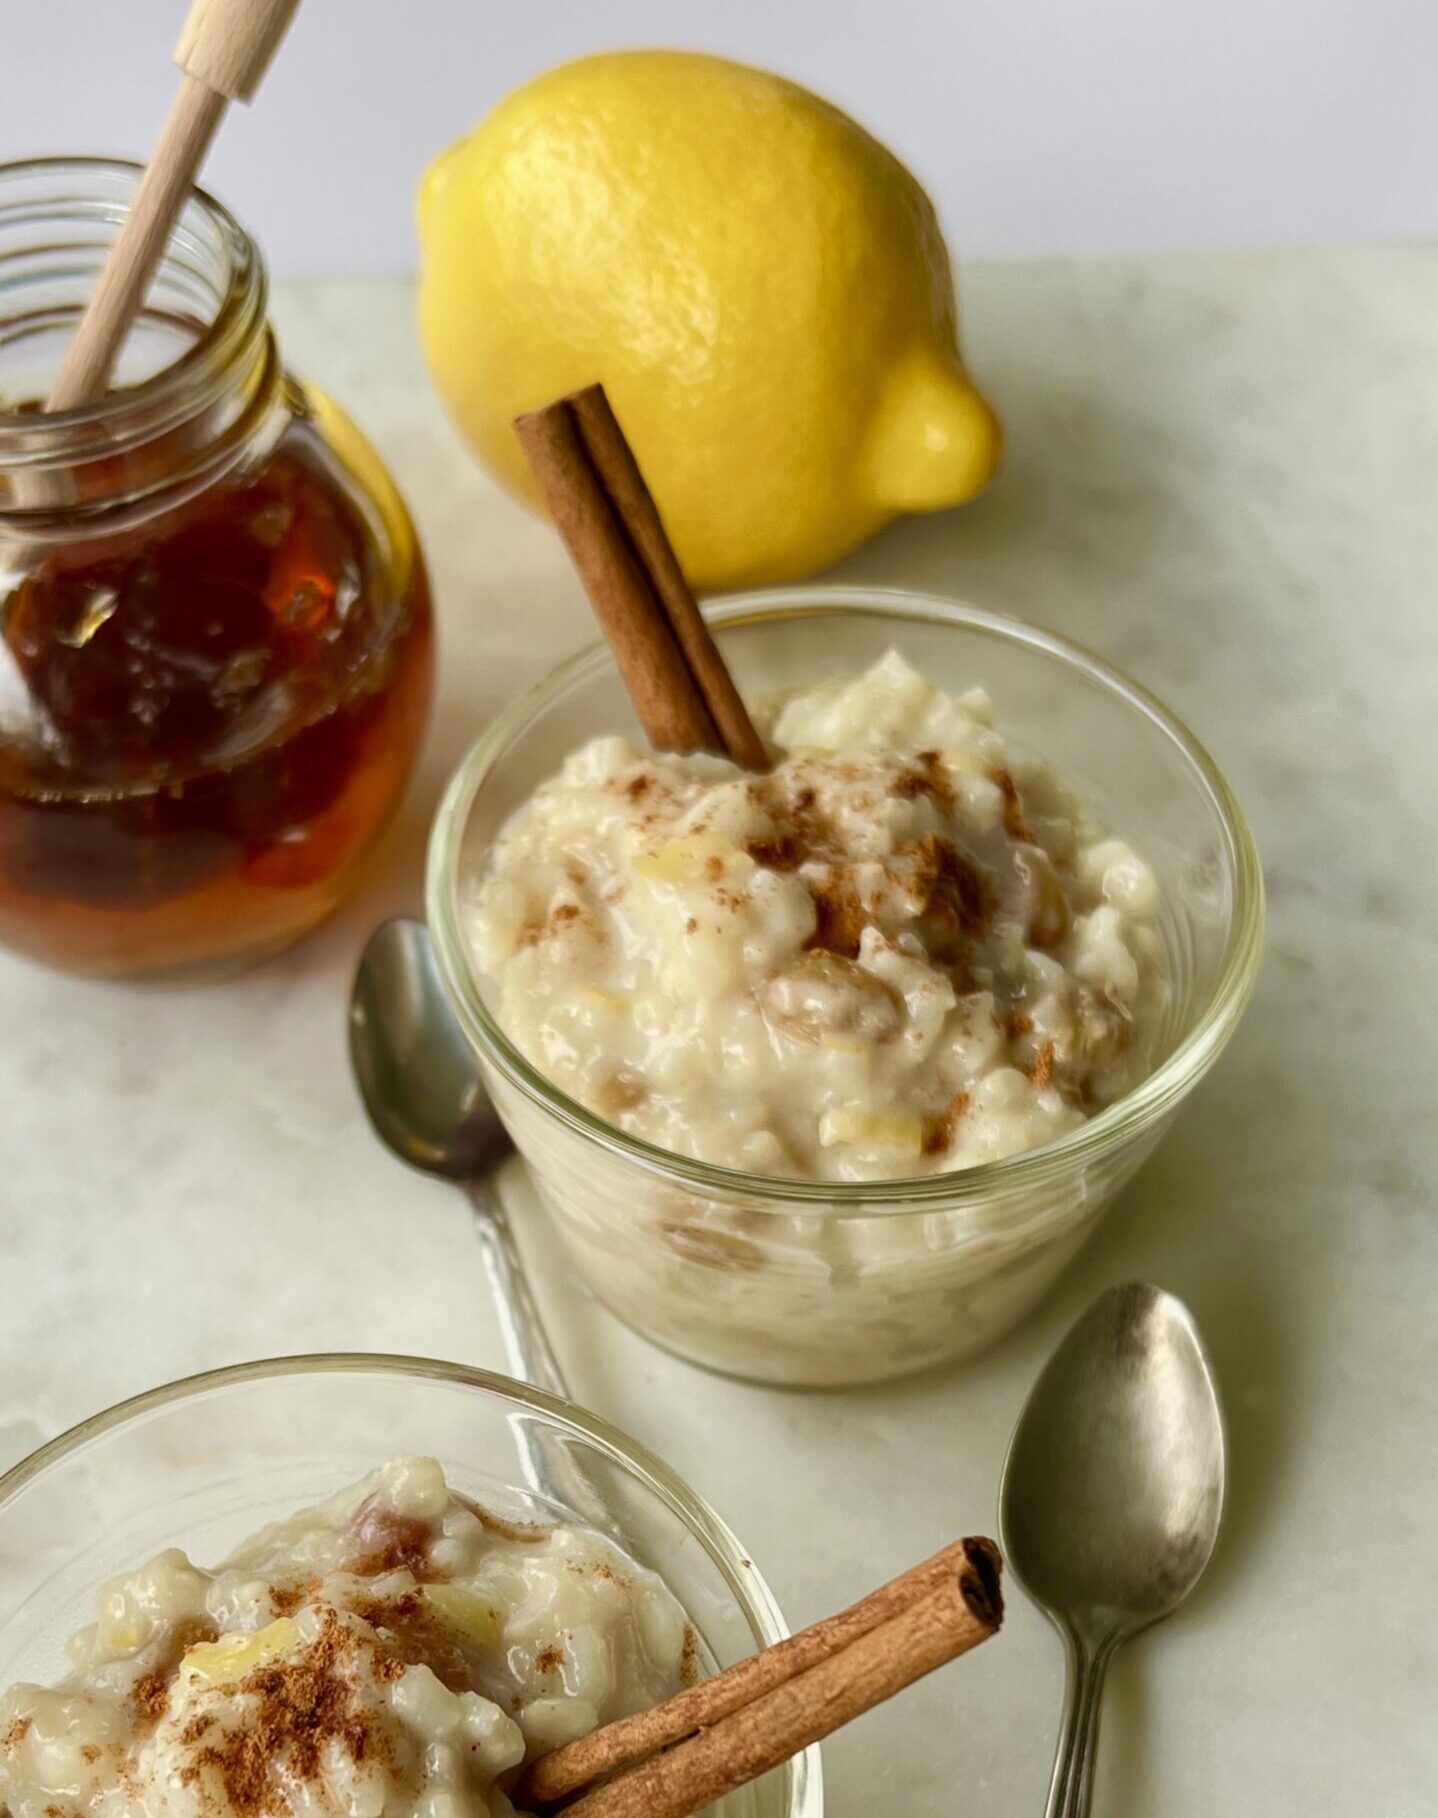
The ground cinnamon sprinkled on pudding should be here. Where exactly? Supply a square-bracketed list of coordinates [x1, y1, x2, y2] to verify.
[469, 652, 1166, 1182]
[743, 832, 800, 871]
[132, 1620, 219, 1727]
[349, 1504, 434, 1579]
[901, 834, 990, 943]
[130, 1671, 171, 1726]
[894, 748, 954, 810]
[347, 1590, 475, 1695]
[349, 1589, 423, 1631]
[180, 1612, 377, 1818]
[922, 1091, 972, 1157]
[988, 765, 1033, 840]
[804, 868, 867, 959]
[0, 1460, 698, 1818]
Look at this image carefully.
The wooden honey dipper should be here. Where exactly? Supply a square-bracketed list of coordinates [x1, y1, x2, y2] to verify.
[46, 0, 302, 412]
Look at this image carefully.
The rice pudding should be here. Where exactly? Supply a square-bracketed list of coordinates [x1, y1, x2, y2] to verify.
[470, 652, 1166, 1181]
[0, 1457, 694, 1818]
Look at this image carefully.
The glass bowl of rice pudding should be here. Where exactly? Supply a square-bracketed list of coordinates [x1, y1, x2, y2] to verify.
[0, 1356, 819, 1818]
[428, 589, 1263, 1386]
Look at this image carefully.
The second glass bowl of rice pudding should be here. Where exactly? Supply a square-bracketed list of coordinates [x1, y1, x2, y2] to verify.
[0, 1357, 819, 1818]
[1, 1458, 692, 1818]
[429, 590, 1263, 1385]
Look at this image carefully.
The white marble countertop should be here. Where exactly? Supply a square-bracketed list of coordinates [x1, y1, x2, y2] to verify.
[3, 247, 1436, 1815]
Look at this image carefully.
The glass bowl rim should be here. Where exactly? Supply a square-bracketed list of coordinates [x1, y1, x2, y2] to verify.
[426, 585, 1265, 1212]
[0, 1352, 819, 1814]
[0, 1354, 783, 1635]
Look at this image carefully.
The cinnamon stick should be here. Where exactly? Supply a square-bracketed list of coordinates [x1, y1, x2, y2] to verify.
[518, 1537, 1000, 1818]
[513, 386, 767, 769]
[565, 387, 769, 771]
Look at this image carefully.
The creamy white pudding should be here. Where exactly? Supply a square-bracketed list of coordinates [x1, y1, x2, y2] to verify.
[470, 652, 1166, 1182]
[0, 1457, 694, 1818]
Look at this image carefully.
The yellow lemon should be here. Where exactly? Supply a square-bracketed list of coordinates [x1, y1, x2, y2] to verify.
[417, 51, 1000, 590]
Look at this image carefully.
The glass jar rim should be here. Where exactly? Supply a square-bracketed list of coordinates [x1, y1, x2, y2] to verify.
[426, 586, 1266, 1215]
[0, 156, 266, 457]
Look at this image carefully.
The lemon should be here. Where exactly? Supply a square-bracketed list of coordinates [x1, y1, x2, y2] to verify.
[417, 51, 1000, 590]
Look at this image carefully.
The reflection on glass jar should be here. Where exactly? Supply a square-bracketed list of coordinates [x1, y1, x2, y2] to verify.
[0, 160, 433, 976]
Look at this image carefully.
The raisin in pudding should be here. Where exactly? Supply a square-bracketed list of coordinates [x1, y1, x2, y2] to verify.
[470, 653, 1166, 1181]
[0, 1458, 694, 1818]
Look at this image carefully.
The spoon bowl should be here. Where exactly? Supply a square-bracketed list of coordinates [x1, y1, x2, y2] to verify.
[1002, 1280, 1225, 1636]
[349, 915, 510, 1181]
[1001, 1282, 1225, 1815]
[348, 917, 565, 1398]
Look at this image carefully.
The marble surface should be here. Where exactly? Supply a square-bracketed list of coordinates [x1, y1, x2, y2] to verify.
[3, 247, 1437, 1814]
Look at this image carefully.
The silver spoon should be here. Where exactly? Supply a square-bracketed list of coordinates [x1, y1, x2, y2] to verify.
[1000, 1282, 1226, 1818]
[348, 916, 568, 1398]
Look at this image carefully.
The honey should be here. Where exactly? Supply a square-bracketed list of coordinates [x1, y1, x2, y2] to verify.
[0, 427, 430, 973]
[0, 160, 433, 975]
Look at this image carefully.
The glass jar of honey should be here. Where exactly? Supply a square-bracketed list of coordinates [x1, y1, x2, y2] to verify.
[0, 159, 434, 976]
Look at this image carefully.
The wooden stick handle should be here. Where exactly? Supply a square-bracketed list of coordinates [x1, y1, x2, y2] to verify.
[46, 75, 225, 411]
[45, 0, 301, 412]
[175, 0, 302, 101]
[519, 1538, 995, 1808]
[557, 1550, 1001, 1818]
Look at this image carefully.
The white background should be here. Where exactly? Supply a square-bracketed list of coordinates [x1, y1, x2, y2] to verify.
[4, 0, 1436, 278]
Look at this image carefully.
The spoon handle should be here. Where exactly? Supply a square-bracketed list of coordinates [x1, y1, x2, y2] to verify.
[467, 1179, 631, 1538]
[466, 1179, 569, 1397]
[1043, 1629, 1117, 1818]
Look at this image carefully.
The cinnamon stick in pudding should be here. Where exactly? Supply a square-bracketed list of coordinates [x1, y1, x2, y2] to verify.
[565, 386, 769, 770]
[514, 385, 768, 770]
[518, 1536, 1001, 1818]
